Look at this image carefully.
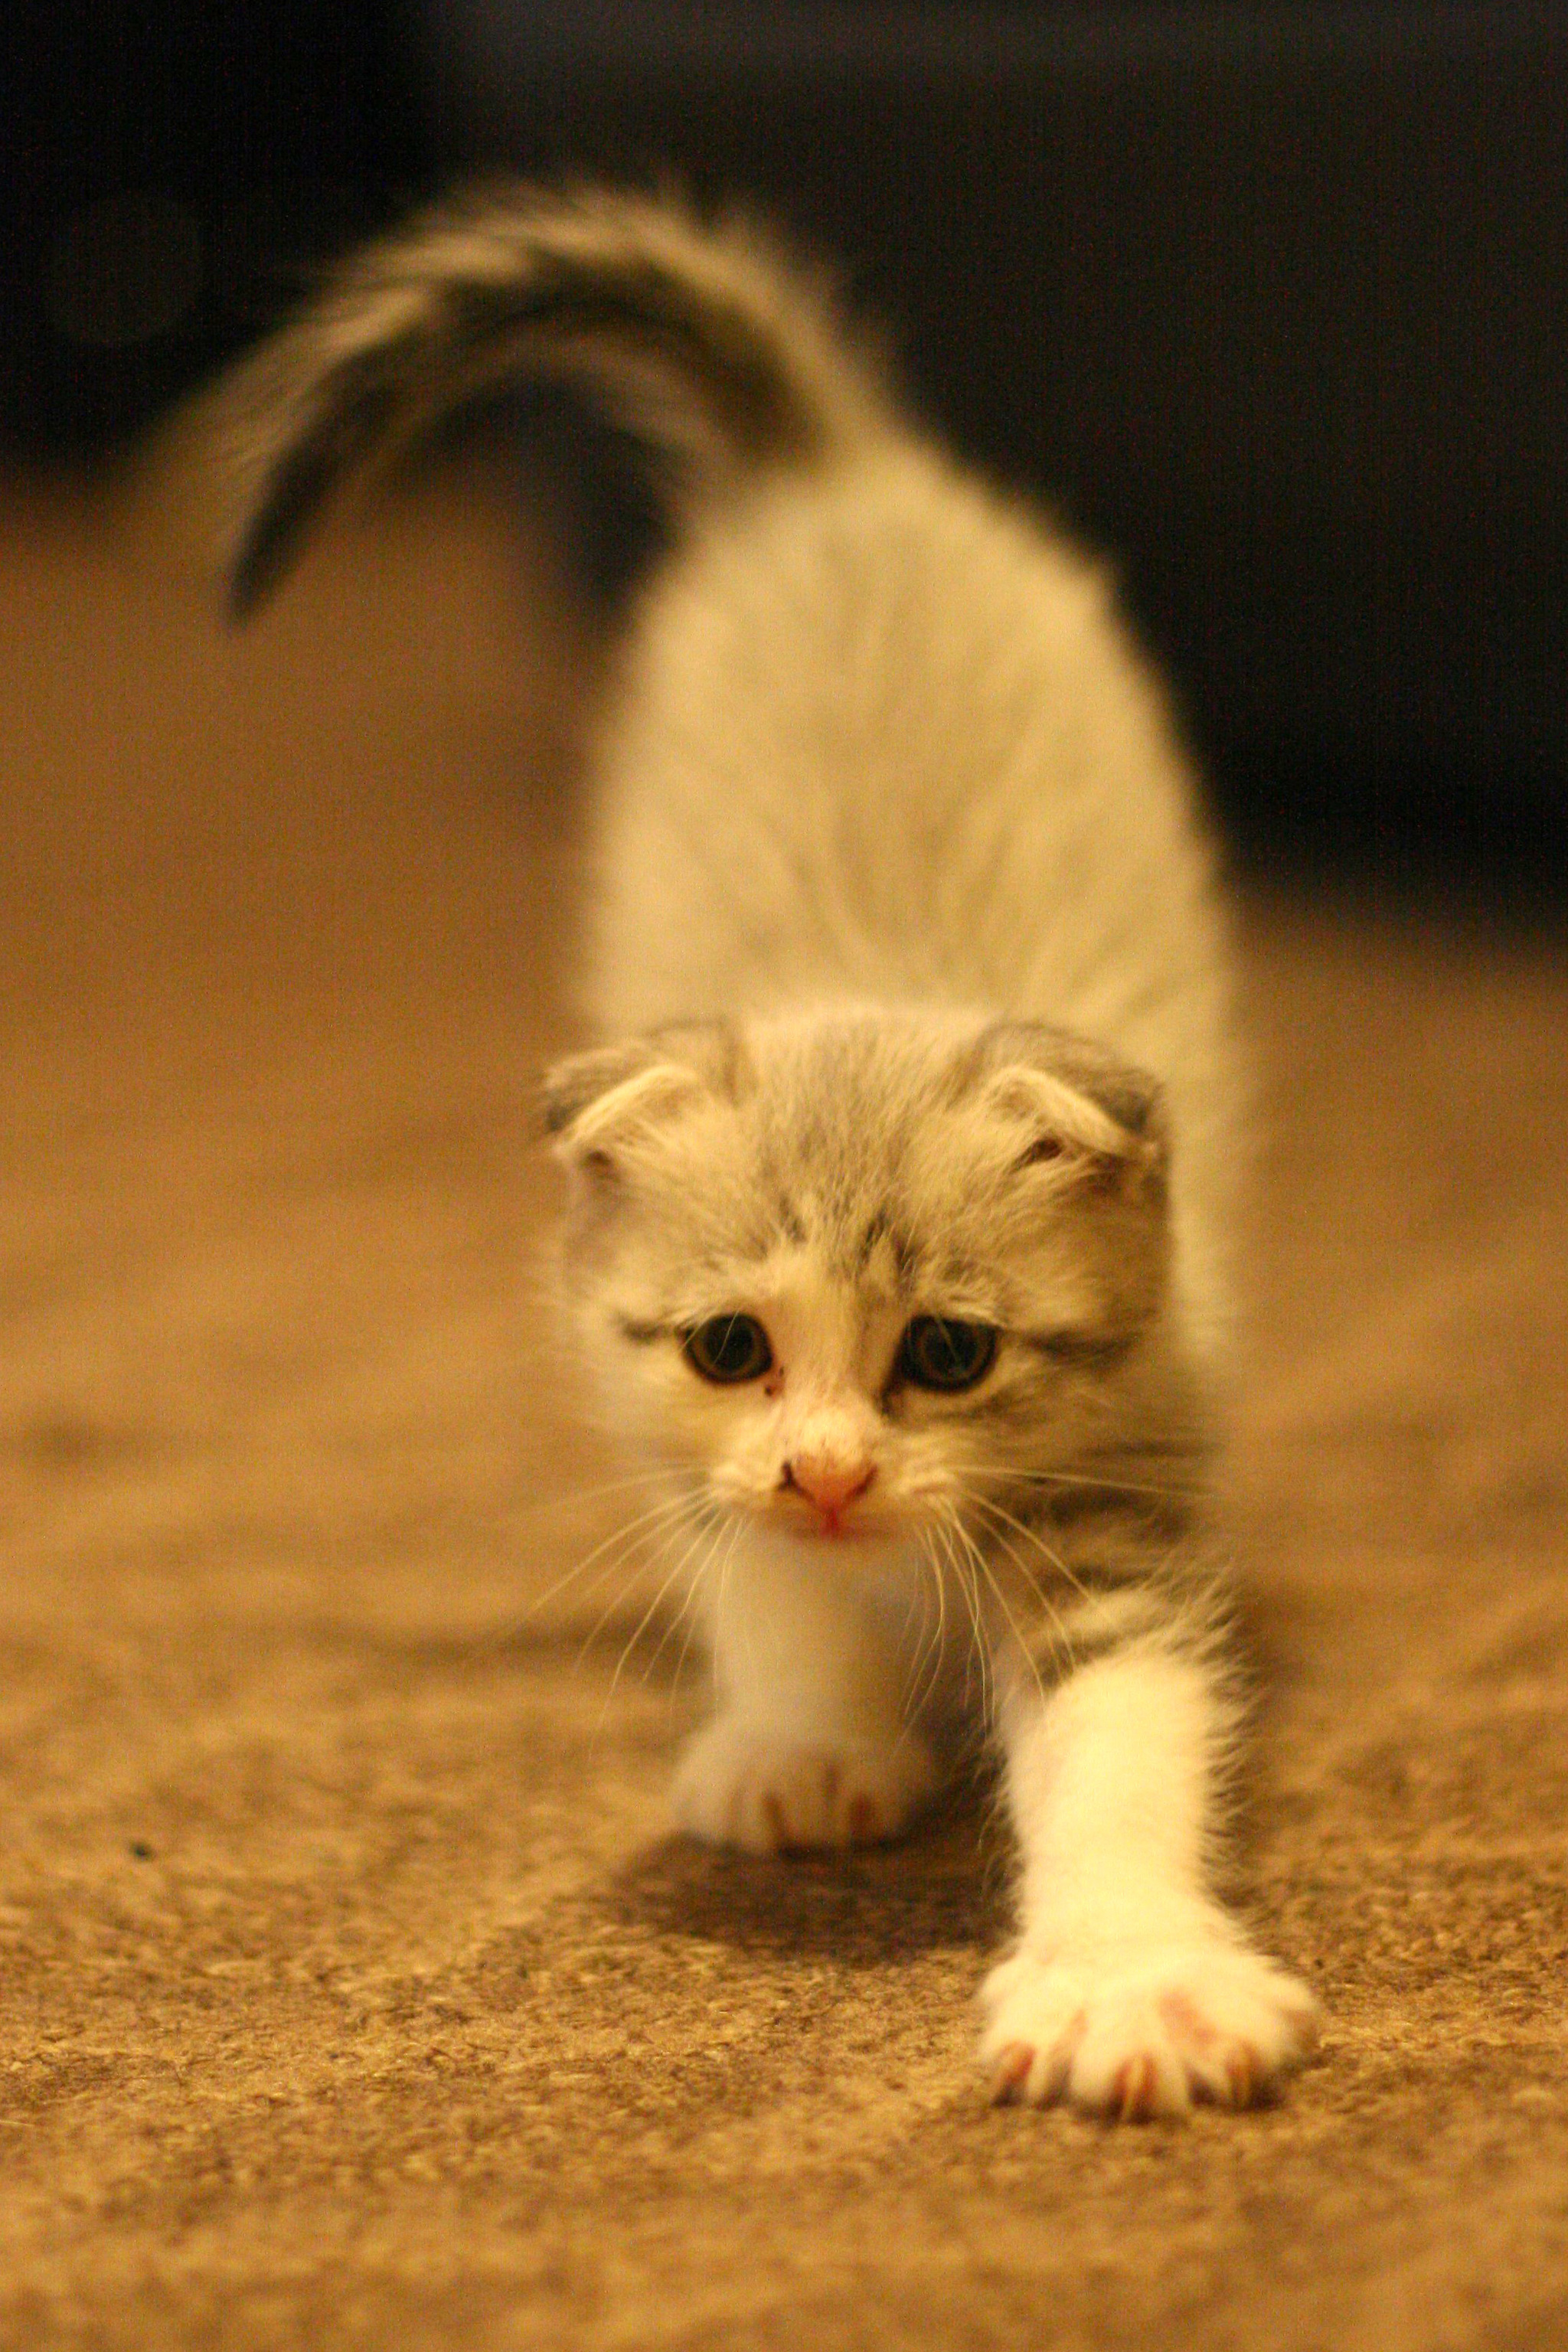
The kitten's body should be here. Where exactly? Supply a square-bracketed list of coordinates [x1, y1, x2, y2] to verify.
[217, 188, 1316, 2118]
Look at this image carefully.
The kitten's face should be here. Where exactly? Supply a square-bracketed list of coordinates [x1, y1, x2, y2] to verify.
[545, 1012, 1170, 1552]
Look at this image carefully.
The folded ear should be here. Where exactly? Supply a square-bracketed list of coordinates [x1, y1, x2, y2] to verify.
[969, 1021, 1167, 1178]
[541, 1021, 746, 1171]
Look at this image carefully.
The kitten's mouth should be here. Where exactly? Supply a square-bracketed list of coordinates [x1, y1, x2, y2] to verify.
[789, 1509, 862, 1540]
[768, 1494, 898, 1544]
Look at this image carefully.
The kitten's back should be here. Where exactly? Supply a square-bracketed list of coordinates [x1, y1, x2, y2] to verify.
[586, 437, 1237, 1348]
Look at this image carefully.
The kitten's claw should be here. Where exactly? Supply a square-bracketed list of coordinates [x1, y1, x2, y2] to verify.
[992, 2037, 1073, 2107]
[979, 1944, 1318, 2121]
[672, 1715, 939, 1854]
[1112, 2053, 1161, 2123]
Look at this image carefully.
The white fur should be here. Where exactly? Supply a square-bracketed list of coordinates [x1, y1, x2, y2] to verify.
[668, 1531, 942, 1852]
[982, 1645, 1317, 2114]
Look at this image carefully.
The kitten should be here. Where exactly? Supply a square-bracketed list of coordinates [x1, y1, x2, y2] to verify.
[216, 186, 1318, 2118]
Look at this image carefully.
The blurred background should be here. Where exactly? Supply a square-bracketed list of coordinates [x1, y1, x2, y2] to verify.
[4, 0, 1565, 900]
[6, 23, 1568, 2318]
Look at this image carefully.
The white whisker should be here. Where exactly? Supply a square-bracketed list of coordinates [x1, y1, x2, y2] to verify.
[949, 1508, 1050, 1704]
[967, 1493, 1094, 1608]
[570, 1498, 709, 1672]
[903, 1529, 949, 1724]
[935, 1508, 995, 1725]
[498, 1465, 699, 1530]
[670, 1510, 743, 1695]
[636, 1508, 731, 1689]
[602, 1504, 723, 1712]
[966, 1459, 1204, 1506]
[523, 1486, 701, 1629]
[966, 1502, 1080, 1667]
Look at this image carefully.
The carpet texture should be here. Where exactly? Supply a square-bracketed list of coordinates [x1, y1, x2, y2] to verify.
[2, 475, 1566, 2351]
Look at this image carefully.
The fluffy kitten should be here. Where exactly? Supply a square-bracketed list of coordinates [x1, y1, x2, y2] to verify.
[217, 186, 1318, 2118]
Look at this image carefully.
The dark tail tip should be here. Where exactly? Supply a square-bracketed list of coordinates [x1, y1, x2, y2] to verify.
[226, 444, 335, 621]
[225, 371, 400, 622]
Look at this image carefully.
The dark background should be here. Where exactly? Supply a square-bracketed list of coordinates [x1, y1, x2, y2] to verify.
[5, 1, 1564, 900]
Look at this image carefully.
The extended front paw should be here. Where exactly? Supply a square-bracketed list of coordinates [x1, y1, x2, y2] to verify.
[671, 1715, 939, 1854]
[979, 1942, 1319, 2120]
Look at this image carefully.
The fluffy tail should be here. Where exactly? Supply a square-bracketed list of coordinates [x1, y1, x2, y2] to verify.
[215, 183, 890, 618]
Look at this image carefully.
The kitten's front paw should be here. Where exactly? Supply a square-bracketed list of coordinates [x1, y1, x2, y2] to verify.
[672, 1715, 939, 1854]
[979, 1942, 1319, 2121]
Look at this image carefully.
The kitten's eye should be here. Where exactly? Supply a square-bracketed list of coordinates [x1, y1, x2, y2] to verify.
[898, 1317, 998, 1392]
[684, 1314, 773, 1384]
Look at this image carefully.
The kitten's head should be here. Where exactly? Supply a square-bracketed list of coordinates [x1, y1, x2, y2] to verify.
[543, 1010, 1172, 1549]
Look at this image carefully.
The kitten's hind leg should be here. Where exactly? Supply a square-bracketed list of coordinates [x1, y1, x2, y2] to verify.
[981, 1605, 1318, 2118]
[672, 1534, 942, 1854]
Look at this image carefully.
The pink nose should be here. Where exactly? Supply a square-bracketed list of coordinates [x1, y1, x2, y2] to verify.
[786, 1457, 876, 1517]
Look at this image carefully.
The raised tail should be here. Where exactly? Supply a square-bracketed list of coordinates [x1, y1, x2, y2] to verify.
[215, 184, 891, 618]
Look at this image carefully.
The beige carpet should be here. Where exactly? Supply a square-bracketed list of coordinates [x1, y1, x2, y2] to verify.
[3, 472, 1566, 2351]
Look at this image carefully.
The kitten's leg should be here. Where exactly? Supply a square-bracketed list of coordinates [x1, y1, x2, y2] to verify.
[980, 1608, 1317, 2118]
[671, 1535, 941, 1854]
